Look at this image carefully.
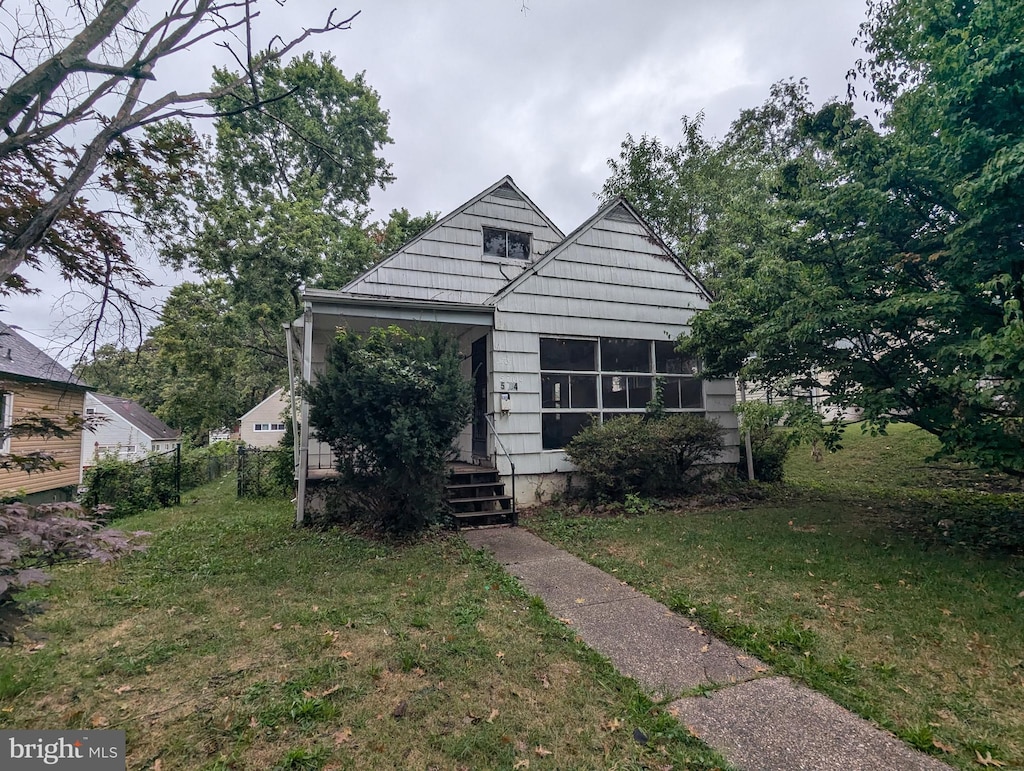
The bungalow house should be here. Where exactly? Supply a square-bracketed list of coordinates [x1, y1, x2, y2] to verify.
[286, 177, 739, 524]
[81, 392, 181, 468]
[237, 388, 290, 448]
[0, 322, 88, 503]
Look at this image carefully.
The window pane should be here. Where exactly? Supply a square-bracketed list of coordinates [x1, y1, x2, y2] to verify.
[541, 374, 569, 408]
[662, 377, 682, 409]
[570, 375, 598, 408]
[506, 230, 531, 260]
[602, 412, 633, 424]
[680, 378, 703, 408]
[602, 375, 628, 408]
[628, 376, 653, 408]
[540, 338, 596, 371]
[601, 338, 649, 372]
[542, 413, 595, 450]
[482, 227, 506, 257]
[655, 340, 697, 374]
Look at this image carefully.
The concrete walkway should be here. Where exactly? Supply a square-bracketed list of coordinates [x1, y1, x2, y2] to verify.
[463, 527, 952, 771]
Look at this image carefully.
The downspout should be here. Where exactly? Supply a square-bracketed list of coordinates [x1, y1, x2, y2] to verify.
[295, 305, 314, 526]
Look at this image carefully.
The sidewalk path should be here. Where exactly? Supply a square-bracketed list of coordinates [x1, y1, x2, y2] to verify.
[463, 527, 952, 771]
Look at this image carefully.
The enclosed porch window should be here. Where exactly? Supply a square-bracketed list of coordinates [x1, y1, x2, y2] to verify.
[539, 337, 703, 450]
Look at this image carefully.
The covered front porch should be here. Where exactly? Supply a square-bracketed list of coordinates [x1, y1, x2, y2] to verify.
[285, 290, 503, 525]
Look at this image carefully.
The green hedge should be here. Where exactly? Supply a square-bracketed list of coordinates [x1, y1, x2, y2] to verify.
[565, 414, 724, 500]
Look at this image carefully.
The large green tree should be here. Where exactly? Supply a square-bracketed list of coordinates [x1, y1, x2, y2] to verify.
[93, 52, 439, 440]
[678, 0, 1024, 473]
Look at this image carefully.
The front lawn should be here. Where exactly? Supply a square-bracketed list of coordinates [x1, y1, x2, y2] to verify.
[530, 426, 1024, 770]
[0, 477, 728, 770]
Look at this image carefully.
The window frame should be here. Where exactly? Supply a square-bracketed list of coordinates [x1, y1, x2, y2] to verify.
[253, 422, 285, 432]
[482, 226, 532, 261]
[539, 337, 704, 450]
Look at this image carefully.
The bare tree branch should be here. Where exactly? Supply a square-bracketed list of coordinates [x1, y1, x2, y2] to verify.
[0, 1, 360, 291]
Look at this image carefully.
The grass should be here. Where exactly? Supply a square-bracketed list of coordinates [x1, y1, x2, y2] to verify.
[0, 475, 730, 770]
[529, 424, 1024, 771]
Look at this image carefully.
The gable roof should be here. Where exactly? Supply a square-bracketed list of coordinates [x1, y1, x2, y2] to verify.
[90, 393, 180, 440]
[335, 175, 566, 300]
[238, 388, 287, 423]
[0, 322, 87, 389]
[487, 196, 713, 304]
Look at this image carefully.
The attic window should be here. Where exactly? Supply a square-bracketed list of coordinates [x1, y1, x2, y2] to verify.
[483, 227, 531, 260]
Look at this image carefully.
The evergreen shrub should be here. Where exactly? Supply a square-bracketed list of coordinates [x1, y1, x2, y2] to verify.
[565, 413, 724, 500]
[306, 325, 472, 532]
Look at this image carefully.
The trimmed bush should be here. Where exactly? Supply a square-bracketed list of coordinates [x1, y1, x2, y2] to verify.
[565, 414, 724, 500]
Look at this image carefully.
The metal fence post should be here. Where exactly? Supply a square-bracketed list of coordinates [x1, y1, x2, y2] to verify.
[174, 444, 182, 505]
[237, 446, 245, 497]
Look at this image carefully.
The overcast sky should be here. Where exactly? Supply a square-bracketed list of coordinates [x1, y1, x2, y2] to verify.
[6, 0, 870, 360]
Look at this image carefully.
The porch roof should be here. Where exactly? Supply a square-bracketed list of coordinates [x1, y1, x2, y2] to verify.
[303, 289, 495, 328]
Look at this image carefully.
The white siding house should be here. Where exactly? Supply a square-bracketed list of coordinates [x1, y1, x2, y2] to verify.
[82, 392, 181, 470]
[237, 388, 290, 448]
[288, 177, 739, 522]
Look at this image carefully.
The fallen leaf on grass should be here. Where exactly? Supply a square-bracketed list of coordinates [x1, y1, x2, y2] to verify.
[537, 673, 550, 689]
[513, 761, 530, 769]
[534, 746, 552, 757]
[486, 708, 499, 723]
[556, 618, 573, 625]
[940, 608, 952, 616]
[333, 727, 353, 745]
[338, 650, 353, 660]
[601, 717, 623, 731]
[975, 750, 1006, 767]
[90, 714, 109, 728]
[392, 701, 407, 719]
[666, 706, 680, 718]
[931, 738, 955, 753]
[152, 760, 162, 771]
[496, 651, 505, 660]
[271, 623, 283, 631]
[114, 684, 133, 695]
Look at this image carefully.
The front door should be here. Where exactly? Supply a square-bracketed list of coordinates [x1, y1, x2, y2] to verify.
[471, 335, 488, 458]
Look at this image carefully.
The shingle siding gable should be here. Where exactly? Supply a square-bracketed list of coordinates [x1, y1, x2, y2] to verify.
[339, 178, 564, 305]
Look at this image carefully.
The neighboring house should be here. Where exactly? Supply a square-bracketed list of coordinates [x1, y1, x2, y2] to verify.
[208, 426, 233, 444]
[287, 176, 739, 522]
[740, 375, 863, 424]
[81, 392, 181, 468]
[0, 322, 88, 503]
[237, 388, 290, 448]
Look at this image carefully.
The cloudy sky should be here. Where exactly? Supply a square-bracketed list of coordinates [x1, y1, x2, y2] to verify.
[6, 0, 870, 359]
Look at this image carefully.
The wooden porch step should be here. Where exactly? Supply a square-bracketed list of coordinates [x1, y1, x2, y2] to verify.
[446, 462, 514, 529]
[451, 509, 515, 527]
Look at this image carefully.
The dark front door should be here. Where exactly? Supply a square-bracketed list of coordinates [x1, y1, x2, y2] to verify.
[472, 335, 488, 458]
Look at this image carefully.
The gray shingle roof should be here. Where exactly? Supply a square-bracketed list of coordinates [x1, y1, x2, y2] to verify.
[0, 322, 87, 388]
[91, 393, 180, 441]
